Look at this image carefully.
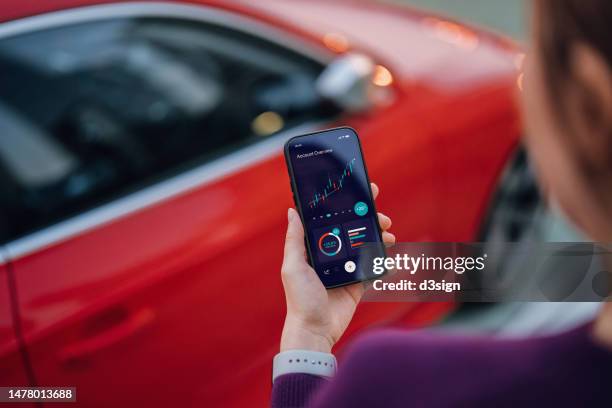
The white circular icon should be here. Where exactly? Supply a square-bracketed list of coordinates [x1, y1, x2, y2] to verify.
[344, 261, 356, 273]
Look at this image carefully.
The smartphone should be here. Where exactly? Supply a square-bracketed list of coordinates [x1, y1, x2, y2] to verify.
[284, 127, 386, 288]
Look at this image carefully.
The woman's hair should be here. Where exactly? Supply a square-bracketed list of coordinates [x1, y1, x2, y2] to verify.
[537, 0, 612, 103]
[536, 0, 612, 183]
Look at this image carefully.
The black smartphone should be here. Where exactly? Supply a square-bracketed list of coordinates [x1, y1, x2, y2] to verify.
[284, 127, 386, 288]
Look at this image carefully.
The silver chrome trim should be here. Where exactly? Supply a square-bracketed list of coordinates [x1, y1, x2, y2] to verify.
[4, 123, 323, 260]
[0, 2, 331, 64]
[0, 2, 332, 261]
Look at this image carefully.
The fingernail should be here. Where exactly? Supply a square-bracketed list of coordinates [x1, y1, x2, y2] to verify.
[288, 208, 294, 221]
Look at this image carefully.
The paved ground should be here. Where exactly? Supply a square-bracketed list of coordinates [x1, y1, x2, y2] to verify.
[386, 0, 528, 40]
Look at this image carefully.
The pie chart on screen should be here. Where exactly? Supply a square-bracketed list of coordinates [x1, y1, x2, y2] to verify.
[318, 232, 342, 256]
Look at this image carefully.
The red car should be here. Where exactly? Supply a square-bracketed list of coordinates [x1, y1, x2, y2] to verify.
[0, 0, 520, 406]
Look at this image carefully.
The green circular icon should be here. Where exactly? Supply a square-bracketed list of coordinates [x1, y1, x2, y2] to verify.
[332, 227, 341, 235]
[354, 201, 368, 216]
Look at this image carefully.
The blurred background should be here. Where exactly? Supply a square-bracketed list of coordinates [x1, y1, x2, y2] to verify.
[396, 0, 527, 40]
[388, 0, 598, 336]
[0, 1, 600, 407]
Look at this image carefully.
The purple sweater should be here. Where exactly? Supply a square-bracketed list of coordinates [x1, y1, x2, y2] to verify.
[271, 323, 612, 407]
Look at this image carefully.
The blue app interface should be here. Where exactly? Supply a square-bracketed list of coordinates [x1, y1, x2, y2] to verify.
[288, 128, 384, 286]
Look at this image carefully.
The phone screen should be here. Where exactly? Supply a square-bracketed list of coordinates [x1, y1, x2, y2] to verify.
[285, 127, 385, 288]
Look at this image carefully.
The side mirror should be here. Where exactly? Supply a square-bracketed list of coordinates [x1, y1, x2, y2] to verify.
[316, 53, 375, 113]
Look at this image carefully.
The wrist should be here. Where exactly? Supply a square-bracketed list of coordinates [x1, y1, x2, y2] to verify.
[280, 318, 334, 353]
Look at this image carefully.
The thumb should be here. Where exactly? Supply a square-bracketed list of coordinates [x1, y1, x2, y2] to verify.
[283, 208, 307, 267]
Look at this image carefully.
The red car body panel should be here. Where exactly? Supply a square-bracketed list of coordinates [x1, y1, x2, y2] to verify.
[1, 263, 32, 393]
[0, 0, 521, 406]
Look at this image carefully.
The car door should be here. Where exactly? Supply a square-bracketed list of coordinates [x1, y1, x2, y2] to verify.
[0, 5, 338, 407]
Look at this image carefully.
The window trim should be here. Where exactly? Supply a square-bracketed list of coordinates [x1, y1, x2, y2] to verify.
[4, 122, 325, 261]
[0, 2, 334, 262]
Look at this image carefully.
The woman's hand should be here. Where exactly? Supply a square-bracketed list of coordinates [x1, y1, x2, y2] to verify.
[280, 183, 395, 353]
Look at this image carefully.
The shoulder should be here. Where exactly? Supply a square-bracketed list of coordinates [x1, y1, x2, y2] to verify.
[310, 324, 609, 407]
[333, 329, 543, 399]
[340, 328, 497, 372]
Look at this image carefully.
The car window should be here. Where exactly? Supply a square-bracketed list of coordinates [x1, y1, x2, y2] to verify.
[0, 17, 336, 244]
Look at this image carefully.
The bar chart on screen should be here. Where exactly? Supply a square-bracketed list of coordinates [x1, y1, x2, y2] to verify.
[348, 226, 367, 248]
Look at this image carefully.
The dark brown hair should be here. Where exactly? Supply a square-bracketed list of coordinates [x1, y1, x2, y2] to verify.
[537, 0, 612, 100]
[536, 0, 612, 182]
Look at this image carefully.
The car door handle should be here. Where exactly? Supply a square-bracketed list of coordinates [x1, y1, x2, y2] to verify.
[59, 307, 155, 364]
